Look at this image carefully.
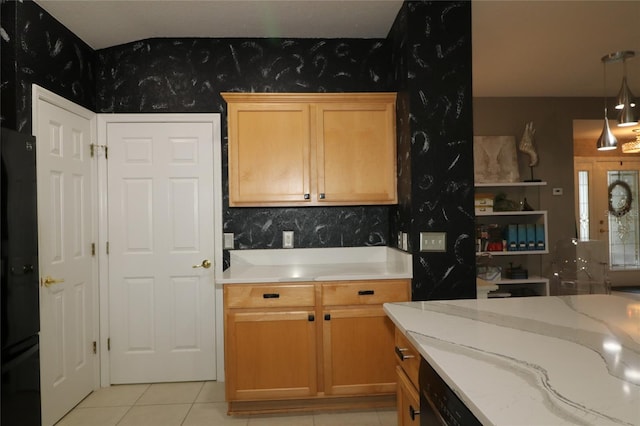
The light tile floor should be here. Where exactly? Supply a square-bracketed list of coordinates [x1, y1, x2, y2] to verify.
[55, 381, 397, 426]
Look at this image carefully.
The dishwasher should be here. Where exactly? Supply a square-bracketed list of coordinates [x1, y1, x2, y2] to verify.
[419, 357, 482, 425]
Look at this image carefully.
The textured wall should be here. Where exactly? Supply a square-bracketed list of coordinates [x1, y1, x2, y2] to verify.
[96, 38, 394, 268]
[389, 1, 475, 300]
[0, 0, 96, 132]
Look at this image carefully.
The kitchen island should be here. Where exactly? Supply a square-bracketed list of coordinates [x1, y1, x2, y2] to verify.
[385, 294, 640, 425]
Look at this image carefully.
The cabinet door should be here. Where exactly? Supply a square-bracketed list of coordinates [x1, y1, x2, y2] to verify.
[322, 306, 396, 395]
[396, 366, 421, 426]
[316, 100, 397, 204]
[227, 102, 311, 205]
[225, 310, 317, 400]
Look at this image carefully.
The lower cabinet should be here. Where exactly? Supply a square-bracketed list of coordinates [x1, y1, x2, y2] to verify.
[225, 310, 317, 401]
[223, 279, 410, 414]
[397, 366, 420, 426]
[394, 328, 421, 426]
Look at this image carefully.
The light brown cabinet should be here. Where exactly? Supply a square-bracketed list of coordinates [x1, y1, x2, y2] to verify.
[394, 328, 421, 426]
[222, 92, 397, 207]
[223, 279, 410, 414]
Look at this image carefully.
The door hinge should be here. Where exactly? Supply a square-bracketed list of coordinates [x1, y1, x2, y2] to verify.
[91, 243, 96, 256]
[90, 143, 108, 159]
[92, 341, 97, 354]
[106, 241, 110, 255]
[107, 338, 111, 351]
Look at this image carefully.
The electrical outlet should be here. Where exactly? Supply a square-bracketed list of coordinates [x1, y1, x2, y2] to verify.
[223, 233, 234, 249]
[419, 232, 446, 252]
[283, 231, 294, 249]
[402, 232, 408, 251]
[397, 232, 403, 248]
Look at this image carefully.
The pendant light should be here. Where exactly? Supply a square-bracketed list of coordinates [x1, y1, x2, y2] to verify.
[613, 51, 638, 127]
[597, 56, 618, 151]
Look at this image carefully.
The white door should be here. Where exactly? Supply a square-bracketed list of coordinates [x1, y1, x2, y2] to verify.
[34, 89, 97, 426]
[106, 120, 216, 383]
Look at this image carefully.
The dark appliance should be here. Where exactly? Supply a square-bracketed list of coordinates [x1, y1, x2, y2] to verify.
[419, 357, 481, 426]
[1, 127, 41, 426]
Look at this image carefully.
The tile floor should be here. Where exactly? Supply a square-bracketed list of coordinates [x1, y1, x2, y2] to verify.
[55, 381, 398, 426]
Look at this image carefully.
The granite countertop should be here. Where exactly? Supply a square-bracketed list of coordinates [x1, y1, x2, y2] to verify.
[384, 294, 640, 426]
[217, 246, 412, 284]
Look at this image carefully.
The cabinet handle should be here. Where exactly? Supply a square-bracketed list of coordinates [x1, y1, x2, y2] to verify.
[358, 290, 374, 296]
[263, 293, 280, 299]
[395, 346, 415, 361]
[324, 314, 331, 320]
[308, 314, 315, 322]
[319, 193, 326, 199]
[304, 193, 310, 200]
[409, 405, 420, 420]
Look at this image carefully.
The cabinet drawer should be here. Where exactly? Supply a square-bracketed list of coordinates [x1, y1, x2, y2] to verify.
[394, 329, 419, 388]
[321, 280, 409, 306]
[225, 284, 315, 308]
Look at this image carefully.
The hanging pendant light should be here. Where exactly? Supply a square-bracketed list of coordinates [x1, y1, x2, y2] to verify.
[597, 56, 618, 151]
[613, 51, 638, 127]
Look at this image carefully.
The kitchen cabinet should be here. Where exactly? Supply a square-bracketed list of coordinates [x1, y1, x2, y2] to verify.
[222, 92, 397, 207]
[321, 281, 406, 396]
[475, 181, 550, 296]
[224, 284, 317, 402]
[394, 328, 421, 426]
[223, 278, 410, 414]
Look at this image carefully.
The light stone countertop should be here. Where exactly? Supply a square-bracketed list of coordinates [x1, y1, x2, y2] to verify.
[217, 247, 412, 284]
[384, 294, 640, 426]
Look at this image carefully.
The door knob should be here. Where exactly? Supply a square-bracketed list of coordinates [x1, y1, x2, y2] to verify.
[42, 276, 65, 287]
[192, 259, 212, 269]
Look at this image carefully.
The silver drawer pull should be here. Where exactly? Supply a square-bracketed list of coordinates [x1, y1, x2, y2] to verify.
[395, 346, 415, 361]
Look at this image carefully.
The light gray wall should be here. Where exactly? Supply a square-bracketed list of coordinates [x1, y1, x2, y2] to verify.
[473, 97, 602, 279]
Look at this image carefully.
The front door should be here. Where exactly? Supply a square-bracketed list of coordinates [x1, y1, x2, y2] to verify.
[106, 118, 217, 383]
[34, 87, 97, 426]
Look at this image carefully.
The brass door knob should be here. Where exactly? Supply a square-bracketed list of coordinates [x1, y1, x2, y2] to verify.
[192, 259, 212, 269]
[42, 276, 65, 287]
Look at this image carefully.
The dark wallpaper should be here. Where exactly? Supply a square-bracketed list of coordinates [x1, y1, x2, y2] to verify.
[95, 38, 395, 269]
[0, 0, 96, 133]
[2, 0, 476, 299]
[389, 1, 475, 300]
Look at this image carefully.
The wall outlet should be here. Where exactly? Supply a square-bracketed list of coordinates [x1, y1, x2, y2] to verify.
[402, 232, 408, 251]
[397, 232, 403, 248]
[223, 232, 234, 249]
[419, 232, 446, 252]
[283, 231, 294, 249]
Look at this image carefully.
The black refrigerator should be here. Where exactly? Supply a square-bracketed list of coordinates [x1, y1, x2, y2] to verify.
[1, 127, 42, 426]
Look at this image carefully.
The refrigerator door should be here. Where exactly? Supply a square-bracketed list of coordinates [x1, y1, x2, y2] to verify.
[1, 128, 40, 350]
[1, 335, 42, 426]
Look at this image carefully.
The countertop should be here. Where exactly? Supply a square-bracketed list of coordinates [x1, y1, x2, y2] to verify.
[384, 294, 640, 425]
[217, 247, 412, 284]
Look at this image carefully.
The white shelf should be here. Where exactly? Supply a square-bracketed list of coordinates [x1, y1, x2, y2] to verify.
[475, 181, 547, 188]
[476, 210, 546, 217]
[476, 250, 549, 256]
[492, 277, 549, 285]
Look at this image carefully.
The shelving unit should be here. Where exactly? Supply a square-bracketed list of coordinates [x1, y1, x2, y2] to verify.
[475, 181, 550, 297]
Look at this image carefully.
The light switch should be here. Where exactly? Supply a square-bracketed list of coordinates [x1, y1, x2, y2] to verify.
[283, 231, 294, 249]
[223, 233, 234, 249]
[419, 232, 446, 252]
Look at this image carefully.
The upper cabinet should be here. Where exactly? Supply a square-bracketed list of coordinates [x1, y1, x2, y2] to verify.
[222, 93, 398, 207]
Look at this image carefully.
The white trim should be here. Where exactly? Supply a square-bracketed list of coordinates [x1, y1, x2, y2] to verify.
[31, 85, 101, 389]
[96, 113, 224, 384]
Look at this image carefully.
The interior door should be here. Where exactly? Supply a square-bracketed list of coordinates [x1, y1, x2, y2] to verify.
[34, 93, 96, 426]
[106, 120, 216, 383]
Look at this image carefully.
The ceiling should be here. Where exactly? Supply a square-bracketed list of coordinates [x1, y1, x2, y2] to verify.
[33, 0, 640, 136]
